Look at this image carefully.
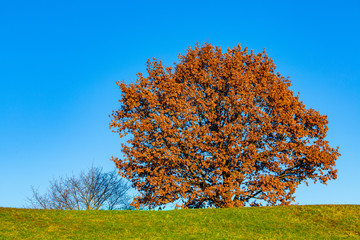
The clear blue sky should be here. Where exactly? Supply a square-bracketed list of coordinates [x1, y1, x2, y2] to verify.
[1, 0, 359, 209]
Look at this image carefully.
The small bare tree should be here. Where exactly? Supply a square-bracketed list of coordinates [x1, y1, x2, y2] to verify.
[27, 166, 134, 210]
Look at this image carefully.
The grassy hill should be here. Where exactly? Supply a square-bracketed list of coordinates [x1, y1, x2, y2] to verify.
[0, 205, 359, 239]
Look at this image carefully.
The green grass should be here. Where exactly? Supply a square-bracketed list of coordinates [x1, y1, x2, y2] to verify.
[0, 205, 359, 239]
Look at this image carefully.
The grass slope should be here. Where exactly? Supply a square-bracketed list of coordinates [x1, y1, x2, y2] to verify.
[0, 205, 359, 239]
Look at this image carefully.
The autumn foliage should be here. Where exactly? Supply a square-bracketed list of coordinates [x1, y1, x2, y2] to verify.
[110, 43, 340, 209]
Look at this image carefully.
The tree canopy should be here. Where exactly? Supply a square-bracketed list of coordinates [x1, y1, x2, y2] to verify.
[110, 43, 340, 209]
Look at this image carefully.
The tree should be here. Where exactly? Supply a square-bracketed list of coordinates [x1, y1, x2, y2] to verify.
[27, 166, 134, 210]
[110, 43, 340, 209]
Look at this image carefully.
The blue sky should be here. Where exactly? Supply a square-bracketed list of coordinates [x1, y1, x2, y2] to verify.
[0, 0, 359, 209]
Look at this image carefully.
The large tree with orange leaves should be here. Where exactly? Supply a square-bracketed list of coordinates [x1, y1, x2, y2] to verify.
[110, 43, 340, 209]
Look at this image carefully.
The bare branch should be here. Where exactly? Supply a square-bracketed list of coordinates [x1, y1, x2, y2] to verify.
[26, 166, 133, 210]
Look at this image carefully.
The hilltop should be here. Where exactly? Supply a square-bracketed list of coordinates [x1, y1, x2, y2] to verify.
[0, 205, 359, 239]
